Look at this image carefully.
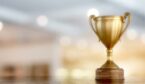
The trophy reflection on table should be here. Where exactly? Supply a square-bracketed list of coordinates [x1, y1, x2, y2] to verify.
[89, 11, 131, 83]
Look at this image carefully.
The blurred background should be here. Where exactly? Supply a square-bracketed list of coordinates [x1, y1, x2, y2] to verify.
[0, 0, 144, 83]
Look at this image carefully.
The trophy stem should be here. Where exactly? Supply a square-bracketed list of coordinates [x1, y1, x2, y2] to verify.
[107, 49, 112, 61]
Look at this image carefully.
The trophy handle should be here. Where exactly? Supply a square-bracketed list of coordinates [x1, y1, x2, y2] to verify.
[89, 15, 97, 34]
[122, 12, 131, 34]
[89, 15, 100, 39]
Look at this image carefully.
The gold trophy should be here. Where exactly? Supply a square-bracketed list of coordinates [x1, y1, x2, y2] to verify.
[89, 12, 131, 82]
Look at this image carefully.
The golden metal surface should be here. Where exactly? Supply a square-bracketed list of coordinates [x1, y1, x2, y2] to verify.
[89, 12, 131, 65]
[101, 60, 119, 68]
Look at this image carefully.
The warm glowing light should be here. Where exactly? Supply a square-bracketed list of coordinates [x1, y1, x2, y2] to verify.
[141, 34, 145, 44]
[87, 8, 99, 17]
[55, 68, 69, 80]
[0, 21, 3, 31]
[82, 69, 95, 80]
[77, 39, 88, 49]
[59, 36, 71, 46]
[71, 69, 84, 79]
[126, 29, 138, 40]
[36, 15, 48, 26]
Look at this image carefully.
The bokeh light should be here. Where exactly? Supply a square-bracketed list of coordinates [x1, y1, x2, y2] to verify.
[55, 68, 69, 80]
[71, 69, 84, 79]
[36, 15, 48, 27]
[0, 21, 3, 31]
[87, 8, 99, 17]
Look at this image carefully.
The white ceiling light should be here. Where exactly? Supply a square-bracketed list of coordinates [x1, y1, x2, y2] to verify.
[36, 15, 48, 27]
[87, 8, 99, 17]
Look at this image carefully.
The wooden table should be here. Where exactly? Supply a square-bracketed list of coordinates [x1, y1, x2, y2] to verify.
[0, 79, 145, 84]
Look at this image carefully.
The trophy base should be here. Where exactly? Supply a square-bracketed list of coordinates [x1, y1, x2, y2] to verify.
[96, 60, 124, 81]
[96, 78, 124, 84]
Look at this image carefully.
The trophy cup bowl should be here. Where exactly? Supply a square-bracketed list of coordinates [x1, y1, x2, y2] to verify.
[89, 12, 131, 82]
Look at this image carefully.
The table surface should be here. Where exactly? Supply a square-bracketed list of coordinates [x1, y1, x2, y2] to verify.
[0, 79, 145, 84]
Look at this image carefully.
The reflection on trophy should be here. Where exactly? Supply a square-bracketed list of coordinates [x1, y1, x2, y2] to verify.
[89, 12, 131, 81]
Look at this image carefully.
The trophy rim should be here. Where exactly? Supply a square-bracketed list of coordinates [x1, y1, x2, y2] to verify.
[94, 16, 123, 20]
